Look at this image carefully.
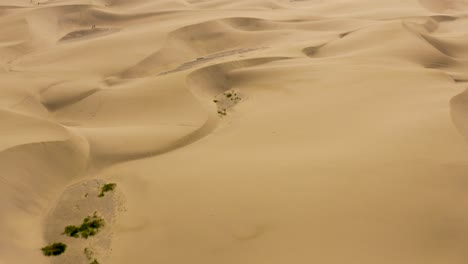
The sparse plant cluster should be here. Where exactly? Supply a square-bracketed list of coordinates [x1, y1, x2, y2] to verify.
[85, 247, 100, 264]
[214, 90, 242, 116]
[41, 242, 67, 256]
[223, 90, 241, 102]
[84, 247, 94, 258]
[217, 108, 227, 116]
[42, 182, 116, 262]
[63, 212, 105, 239]
[98, 183, 116, 197]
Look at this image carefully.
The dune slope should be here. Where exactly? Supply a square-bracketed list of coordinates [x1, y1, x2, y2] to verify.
[2, 0, 468, 263]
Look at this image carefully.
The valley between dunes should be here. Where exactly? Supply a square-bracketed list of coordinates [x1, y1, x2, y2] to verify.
[2, 0, 468, 263]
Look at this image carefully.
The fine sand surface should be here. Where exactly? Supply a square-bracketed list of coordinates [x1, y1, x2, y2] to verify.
[2, 0, 468, 263]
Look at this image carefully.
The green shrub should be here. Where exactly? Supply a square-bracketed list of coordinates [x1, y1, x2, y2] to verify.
[63, 212, 104, 239]
[98, 183, 116, 197]
[41, 242, 67, 256]
[64, 225, 80, 238]
[90, 259, 100, 264]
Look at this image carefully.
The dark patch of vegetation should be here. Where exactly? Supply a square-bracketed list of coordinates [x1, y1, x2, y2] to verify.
[224, 91, 241, 102]
[214, 90, 242, 116]
[98, 183, 116, 197]
[63, 212, 104, 239]
[90, 259, 100, 264]
[41, 242, 67, 256]
[64, 225, 80, 238]
[217, 108, 227, 116]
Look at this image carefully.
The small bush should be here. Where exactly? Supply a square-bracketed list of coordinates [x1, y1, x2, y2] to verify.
[64, 225, 80, 238]
[217, 108, 227, 116]
[98, 183, 116, 197]
[63, 212, 104, 239]
[224, 91, 241, 101]
[41, 242, 67, 256]
[90, 259, 100, 264]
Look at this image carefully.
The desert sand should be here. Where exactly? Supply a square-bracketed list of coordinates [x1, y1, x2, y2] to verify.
[2, 0, 468, 263]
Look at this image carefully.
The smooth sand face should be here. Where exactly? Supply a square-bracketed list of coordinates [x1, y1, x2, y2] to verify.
[2, 0, 468, 263]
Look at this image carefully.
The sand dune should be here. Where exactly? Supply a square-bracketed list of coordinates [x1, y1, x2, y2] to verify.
[2, 0, 468, 263]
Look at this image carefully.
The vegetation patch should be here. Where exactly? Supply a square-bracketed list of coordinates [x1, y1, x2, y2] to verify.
[98, 183, 117, 197]
[224, 91, 241, 102]
[214, 90, 242, 116]
[63, 212, 104, 239]
[41, 242, 67, 256]
[217, 108, 227, 116]
[90, 259, 100, 264]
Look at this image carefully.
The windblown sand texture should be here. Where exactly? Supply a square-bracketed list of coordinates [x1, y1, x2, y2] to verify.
[2, 0, 468, 263]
